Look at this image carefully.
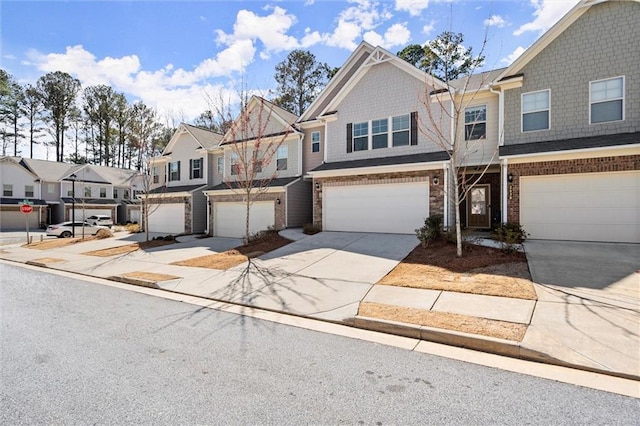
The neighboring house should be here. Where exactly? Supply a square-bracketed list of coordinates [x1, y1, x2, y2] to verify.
[0, 157, 141, 231]
[91, 165, 143, 224]
[204, 96, 311, 238]
[304, 43, 452, 234]
[494, 0, 640, 243]
[0, 156, 48, 230]
[145, 123, 224, 235]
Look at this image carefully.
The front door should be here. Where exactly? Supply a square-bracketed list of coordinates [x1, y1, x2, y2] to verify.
[467, 184, 491, 228]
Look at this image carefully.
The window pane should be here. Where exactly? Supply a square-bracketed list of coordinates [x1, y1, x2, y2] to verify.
[354, 137, 368, 151]
[392, 115, 409, 131]
[523, 111, 549, 131]
[392, 131, 409, 146]
[465, 122, 486, 140]
[277, 145, 288, 159]
[372, 134, 387, 149]
[353, 122, 368, 137]
[277, 158, 287, 171]
[312, 142, 320, 153]
[372, 119, 387, 134]
[312, 132, 320, 143]
[523, 91, 549, 112]
[591, 100, 623, 123]
[465, 106, 486, 123]
[591, 78, 622, 102]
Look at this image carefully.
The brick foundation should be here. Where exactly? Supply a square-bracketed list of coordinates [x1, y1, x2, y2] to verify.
[507, 155, 640, 223]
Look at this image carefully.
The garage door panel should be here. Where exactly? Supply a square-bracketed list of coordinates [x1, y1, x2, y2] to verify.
[214, 201, 274, 238]
[1, 211, 39, 230]
[324, 182, 429, 234]
[148, 204, 185, 234]
[521, 171, 640, 243]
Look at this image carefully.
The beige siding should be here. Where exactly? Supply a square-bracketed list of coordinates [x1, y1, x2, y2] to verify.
[455, 95, 500, 166]
[302, 126, 324, 173]
[327, 61, 448, 163]
[223, 136, 300, 181]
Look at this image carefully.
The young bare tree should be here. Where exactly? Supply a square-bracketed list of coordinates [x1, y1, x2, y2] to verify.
[404, 32, 496, 257]
[220, 94, 294, 244]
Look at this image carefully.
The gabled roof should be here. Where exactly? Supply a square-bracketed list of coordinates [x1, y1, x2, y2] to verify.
[299, 41, 375, 123]
[162, 123, 224, 155]
[1, 156, 40, 180]
[220, 95, 300, 145]
[309, 44, 448, 119]
[20, 158, 83, 182]
[310, 151, 449, 172]
[495, 0, 600, 82]
[90, 164, 139, 186]
[450, 68, 506, 93]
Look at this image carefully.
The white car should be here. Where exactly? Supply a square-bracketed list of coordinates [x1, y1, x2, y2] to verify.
[46, 221, 104, 238]
[86, 215, 114, 228]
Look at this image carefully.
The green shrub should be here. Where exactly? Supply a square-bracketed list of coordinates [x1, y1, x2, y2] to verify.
[415, 214, 443, 248]
[492, 222, 529, 253]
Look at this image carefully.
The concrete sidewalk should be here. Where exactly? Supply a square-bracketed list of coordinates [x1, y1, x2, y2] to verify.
[0, 231, 637, 381]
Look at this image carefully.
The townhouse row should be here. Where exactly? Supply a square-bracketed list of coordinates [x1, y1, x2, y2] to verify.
[145, 0, 639, 244]
[2, 0, 638, 244]
[0, 157, 143, 230]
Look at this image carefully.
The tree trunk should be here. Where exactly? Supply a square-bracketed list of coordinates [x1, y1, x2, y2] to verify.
[450, 161, 463, 257]
[244, 192, 251, 245]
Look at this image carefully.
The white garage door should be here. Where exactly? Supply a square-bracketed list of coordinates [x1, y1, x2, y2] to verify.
[72, 208, 112, 221]
[0, 210, 39, 230]
[324, 182, 429, 234]
[520, 171, 640, 243]
[129, 209, 141, 224]
[147, 203, 185, 234]
[214, 201, 275, 238]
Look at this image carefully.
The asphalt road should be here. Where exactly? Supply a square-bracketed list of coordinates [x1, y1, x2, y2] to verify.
[1, 263, 638, 425]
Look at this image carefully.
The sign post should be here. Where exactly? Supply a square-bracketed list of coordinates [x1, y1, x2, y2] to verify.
[21, 200, 34, 244]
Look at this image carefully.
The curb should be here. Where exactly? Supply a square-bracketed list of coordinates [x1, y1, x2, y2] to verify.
[4, 257, 639, 382]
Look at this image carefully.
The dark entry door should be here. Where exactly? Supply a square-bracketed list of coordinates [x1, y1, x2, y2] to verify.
[467, 184, 491, 228]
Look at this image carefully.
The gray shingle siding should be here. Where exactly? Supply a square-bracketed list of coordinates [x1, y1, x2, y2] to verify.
[503, 1, 640, 146]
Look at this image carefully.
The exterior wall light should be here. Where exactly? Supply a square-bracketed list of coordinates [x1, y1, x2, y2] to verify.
[508, 173, 514, 183]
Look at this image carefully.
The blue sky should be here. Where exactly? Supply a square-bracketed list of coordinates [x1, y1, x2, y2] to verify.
[2, 0, 579, 124]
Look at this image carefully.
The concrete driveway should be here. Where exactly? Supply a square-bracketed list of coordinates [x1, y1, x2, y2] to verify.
[168, 232, 419, 321]
[522, 240, 640, 376]
[524, 240, 640, 289]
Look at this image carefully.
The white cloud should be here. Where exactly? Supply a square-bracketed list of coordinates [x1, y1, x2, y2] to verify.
[321, 0, 393, 50]
[422, 20, 436, 35]
[501, 46, 526, 65]
[484, 15, 506, 28]
[395, 0, 429, 17]
[363, 23, 411, 49]
[514, 0, 579, 36]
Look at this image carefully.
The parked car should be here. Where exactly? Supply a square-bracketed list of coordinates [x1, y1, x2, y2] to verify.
[86, 215, 113, 228]
[46, 221, 105, 238]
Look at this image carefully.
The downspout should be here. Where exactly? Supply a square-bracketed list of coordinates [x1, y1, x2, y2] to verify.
[490, 84, 506, 223]
[204, 192, 211, 235]
[322, 119, 328, 163]
[501, 158, 508, 224]
[297, 133, 303, 176]
[443, 163, 449, 229]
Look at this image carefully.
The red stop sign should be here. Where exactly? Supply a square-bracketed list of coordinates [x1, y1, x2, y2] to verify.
[20, 204, 33, 213]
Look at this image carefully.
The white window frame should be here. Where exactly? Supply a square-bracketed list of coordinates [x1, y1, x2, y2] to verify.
[47, 183, 55, 193]
[277, 145, 288, 171]
[152, 166, 159, 184]
[521, 89, 550, 133]
[191, 158, 202, 179]
[168, 161, 179, 182]
[3, 184, 13, 197]
[311, 131, 321, 153]
[25, 185, 34, 198]
[217, 156, 224, 174]
[589, 76, 624, 125]
[464, 105, 487, 141]
[84, 186, 92, 197]
[99, 187, 107, 198]
[392, 114, 410, 147]
[371, 118, 389, 150]
[230, 153, 240, 176]
[352, 121, 369, 151]
[114, 188, 119, 199]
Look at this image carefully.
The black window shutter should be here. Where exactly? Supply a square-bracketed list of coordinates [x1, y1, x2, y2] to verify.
[200, 157, 204, 178]
[189, 159, 193, 179]
[166, 164, 169, 181]
[346, 123, 353, 153]
[177, 161, 181, 180]
[410, 111, 418, 145]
